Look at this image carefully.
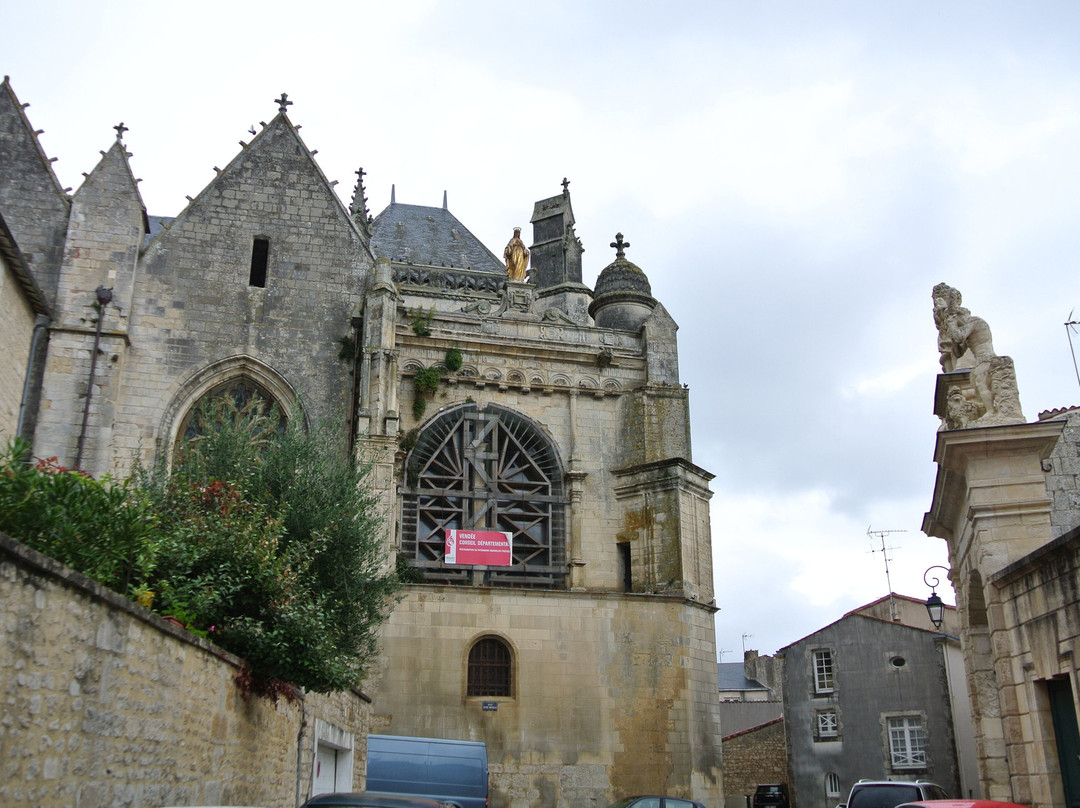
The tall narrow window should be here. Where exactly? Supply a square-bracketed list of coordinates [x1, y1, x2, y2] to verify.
[619, 542, 632, 592]
[249, 237, 269, 287]
[467, 637, 511, 697]
[887, 716, 927, 768]
[813, 649, 835, 693]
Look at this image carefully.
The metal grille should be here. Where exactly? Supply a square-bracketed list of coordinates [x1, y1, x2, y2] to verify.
[401, 403, 567, 588]
[467, 637, 511, 697]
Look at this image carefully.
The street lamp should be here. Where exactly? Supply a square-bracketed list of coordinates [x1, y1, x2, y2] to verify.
[923, 565, 950, 629]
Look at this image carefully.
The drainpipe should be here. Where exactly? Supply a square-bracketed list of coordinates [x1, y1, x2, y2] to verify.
[348, 313, 363, 456]
[16, 313, 51, 442]
[295, 694, 308, 808]
[74, 286, 113, 470]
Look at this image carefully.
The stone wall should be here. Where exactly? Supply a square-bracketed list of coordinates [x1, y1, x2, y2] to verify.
[0, 250, 37, 442]
[0, 531, 370, 808]
[1044, 410, 1080, 537]
[722, 719, 787, 808]
[29, 114, 370, 479]
[743, 652, 784, 702]
[989, 525, 1080, 808]
[365, 585, 723, 808]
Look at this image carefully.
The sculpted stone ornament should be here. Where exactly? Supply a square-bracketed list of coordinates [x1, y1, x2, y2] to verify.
[504, 227, 529, 282]
[932, 283, 1024, 429]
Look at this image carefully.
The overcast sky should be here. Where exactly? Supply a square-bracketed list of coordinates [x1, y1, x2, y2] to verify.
[7, 0, 1080, 659]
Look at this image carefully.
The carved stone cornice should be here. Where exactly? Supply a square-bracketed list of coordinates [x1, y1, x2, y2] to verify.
[612, 457, 715, 500]
[393, 264, 505, 295]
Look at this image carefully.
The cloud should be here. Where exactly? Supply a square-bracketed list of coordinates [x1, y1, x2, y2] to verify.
[5, 0, 1078, 666]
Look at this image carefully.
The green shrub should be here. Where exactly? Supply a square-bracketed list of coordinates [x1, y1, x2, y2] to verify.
[142, 396, 400, 694]
[444, 347, 463, 373]
[0, 438, 157, 596]
[411, 365, 446, 423]
[409, 307, 433, 337]
[414, 366, 443, 396]
[0, 395, 400, 699]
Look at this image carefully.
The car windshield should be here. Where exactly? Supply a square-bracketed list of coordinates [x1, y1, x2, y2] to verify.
[849, 785, 922, 808]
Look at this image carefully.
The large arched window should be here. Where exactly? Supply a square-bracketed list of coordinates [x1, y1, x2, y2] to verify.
[175, 377, 286, 452]
[467, 637, 512, 697]
[400, 402, 568, 588]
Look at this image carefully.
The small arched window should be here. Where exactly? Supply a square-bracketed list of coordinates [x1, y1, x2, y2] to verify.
[467, 637, 512, 697]
[825, 773, 841, 799]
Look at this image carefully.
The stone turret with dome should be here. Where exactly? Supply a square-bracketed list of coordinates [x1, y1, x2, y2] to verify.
[589, 232, 657, 330]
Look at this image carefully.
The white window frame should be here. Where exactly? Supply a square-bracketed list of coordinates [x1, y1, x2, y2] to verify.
[887, 715, 927, 768]
[817, 709, 839, 738]
[813, 649, 835, 693]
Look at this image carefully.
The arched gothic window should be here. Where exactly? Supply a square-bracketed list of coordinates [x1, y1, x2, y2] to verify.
[400, 403, 568, 588]
[467, 637, 512, 697]
[175, 377, 286, 450]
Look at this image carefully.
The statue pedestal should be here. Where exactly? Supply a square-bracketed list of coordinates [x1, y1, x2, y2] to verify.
[505, 280, 534, 313]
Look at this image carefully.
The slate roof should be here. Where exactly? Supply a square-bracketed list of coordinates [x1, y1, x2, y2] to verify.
[144, 215, 173, 248]
[717, 662, 769, 692]
[777, 593, 954, 651]
[370, 202, 504, 274]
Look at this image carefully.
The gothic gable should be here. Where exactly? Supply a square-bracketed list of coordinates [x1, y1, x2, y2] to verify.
[0, 78, 71, 308]
[143, 110, 368, 264]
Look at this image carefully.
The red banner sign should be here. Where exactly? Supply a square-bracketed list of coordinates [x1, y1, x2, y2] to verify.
[445, 529, 513, 566]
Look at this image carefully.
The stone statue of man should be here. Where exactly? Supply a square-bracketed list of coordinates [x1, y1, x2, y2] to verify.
[504, 227, 529, 282]
[932, 283, 1024, 428]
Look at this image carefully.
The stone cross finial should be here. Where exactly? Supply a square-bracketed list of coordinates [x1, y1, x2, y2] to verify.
[562, 177, 570, 194]
[114, 122, 128, 141]
[351, 167, 369, 212]
[610, 233, 630, 259]
[275, 93, 293, 114]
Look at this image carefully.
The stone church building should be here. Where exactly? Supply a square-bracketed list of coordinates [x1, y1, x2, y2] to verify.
[0, 78, 723, 807]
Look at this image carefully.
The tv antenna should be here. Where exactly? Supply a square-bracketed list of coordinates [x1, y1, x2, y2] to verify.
[868, 526, 907, 620]
[1066, 311, 1080, 391]
[742, 633, 753, 654]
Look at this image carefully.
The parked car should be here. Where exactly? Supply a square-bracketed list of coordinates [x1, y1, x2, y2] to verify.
[605, 796, 708, 808]
[841, 780, 950, 808]
[754, 784, 789, 808]
[895, 802, 1028, 808]
[364, 734, 488, 808]
[301, 794, 455, 808]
